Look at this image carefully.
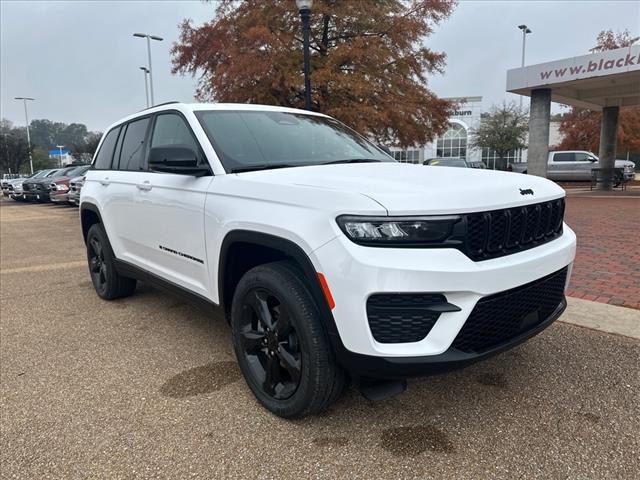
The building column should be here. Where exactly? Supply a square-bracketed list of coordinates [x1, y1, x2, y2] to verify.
[527, 88, 552, 178]
[597, 106, 620, 191]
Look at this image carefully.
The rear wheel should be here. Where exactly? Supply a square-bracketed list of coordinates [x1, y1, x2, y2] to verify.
[86, 223, 136, 300]
[231, 262, 347, 418]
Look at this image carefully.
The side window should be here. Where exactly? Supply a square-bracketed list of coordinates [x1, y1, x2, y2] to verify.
[574, 153, 590, 162]
[117, 117, 150, 171]
[554, 153, 575, 162]
[93, 127, 120, 170]
[150, 113, 199, 152]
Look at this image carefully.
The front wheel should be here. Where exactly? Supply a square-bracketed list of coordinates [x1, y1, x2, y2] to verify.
[230, 262, 347, 418]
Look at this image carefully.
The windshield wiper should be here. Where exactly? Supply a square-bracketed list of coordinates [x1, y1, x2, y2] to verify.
[230, 164, 296, 173]
[321, 159, 382, 165]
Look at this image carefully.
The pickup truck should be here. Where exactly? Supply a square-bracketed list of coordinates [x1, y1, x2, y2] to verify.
[510, 151, 635, 182]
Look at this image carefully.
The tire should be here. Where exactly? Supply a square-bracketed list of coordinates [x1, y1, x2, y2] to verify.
[230, 261, 348, 418]
[86, 223, 137, 300]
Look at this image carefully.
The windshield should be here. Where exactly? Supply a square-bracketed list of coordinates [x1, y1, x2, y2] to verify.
[195, 110, 392, 172]
[427, 158, 467, 168]
[63, 165, 90, 177]
[31, 170, 51, 179]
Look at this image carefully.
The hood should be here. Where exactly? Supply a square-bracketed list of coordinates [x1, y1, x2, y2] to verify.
[615, 159, 635, 168]
[234, 163, 564, 215]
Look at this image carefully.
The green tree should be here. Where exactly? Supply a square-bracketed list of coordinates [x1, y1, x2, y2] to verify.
[469, 103, 528, 170]
[0, 119, 30, 174]
[172, 0, 457, 147]
[31, 147, 55, 171]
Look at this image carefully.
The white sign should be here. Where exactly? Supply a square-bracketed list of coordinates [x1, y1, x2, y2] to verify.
[507, 45, 640, 91]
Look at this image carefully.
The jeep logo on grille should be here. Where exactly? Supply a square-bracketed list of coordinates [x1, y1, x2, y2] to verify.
[519, 188, 534, 196]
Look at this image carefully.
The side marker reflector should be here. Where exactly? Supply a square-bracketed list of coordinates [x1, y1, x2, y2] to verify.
[316, 272, 335, 310]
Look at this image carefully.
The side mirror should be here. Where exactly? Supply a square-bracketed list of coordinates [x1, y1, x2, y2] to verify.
[148, 145, 211, 176]
[589, 157, 598, 162]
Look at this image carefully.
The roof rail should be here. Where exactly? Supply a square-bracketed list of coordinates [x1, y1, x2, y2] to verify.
[138, 101, 181, 112]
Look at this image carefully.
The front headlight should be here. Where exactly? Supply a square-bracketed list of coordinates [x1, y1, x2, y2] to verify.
[56, 184, 69, 191]
[336, 215, 462, 246]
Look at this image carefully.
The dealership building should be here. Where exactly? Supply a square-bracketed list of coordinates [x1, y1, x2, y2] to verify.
[390, 96, 562, 167]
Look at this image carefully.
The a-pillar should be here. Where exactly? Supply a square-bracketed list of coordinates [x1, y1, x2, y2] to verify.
[527, 88, 552, 178]
[597, 106, 620, 190]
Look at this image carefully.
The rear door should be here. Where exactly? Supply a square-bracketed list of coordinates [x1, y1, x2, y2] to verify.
[128, 111, 213, 297]
[548, 152, 575, 181]
[99, 117, 152, 263]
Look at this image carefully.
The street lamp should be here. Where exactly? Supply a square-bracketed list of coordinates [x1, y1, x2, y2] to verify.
[139, 66, 150, 108]
[14, 97, 35, 174]
[295, 0, 313, 110]
[133, 32, 163, 106]
[517, 24, 532, 108]
[56, 145, 65, 167]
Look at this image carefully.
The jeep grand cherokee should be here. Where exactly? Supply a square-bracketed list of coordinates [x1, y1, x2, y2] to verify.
[80, 103, 576, 418]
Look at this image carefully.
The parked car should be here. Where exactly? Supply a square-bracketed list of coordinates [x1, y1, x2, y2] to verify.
[67, 174, 87, 206]
[2, 174, 26, 196]
[49, 165, 91, 204]
[467, 160, 487, 169]
[424, 158, 469, 168]
[509, 150, 635, 182]
[3, 172, 36, 199]
[1, 173, 23, 195]
[21, 169, 60, 201]
[24, 166, 84, 202]
[81, 103, 576, 418]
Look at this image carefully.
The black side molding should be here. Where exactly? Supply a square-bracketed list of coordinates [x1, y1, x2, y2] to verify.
[114, 258, 220, 314]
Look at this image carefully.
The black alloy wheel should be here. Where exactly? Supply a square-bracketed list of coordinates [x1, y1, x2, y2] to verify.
[239, 288, 302, 400]
[89, 236, 108, 293]
[85, 223, 136, 300]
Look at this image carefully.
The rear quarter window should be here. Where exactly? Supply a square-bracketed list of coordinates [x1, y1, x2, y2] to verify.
[93, 127, 121, 170]
[117, 118, 151, 171]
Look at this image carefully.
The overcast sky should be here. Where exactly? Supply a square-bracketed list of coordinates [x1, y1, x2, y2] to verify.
[1, 0, 639, 132]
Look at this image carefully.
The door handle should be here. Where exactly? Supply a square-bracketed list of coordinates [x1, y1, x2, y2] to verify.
[136, 181, 152, 191]
[100, 177, 110, 186]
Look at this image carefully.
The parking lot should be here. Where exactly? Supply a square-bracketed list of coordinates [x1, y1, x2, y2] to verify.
[1, 198, 639, 479]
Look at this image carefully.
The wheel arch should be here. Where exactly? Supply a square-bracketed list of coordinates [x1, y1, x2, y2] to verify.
[218, 230, 340, 342]
[80, 202, 103, 244]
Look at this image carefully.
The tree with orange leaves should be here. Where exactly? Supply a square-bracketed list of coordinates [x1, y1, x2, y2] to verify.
[172, 0, 456, 147]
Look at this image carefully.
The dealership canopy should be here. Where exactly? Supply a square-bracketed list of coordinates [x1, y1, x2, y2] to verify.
[506, 45, 640, 189]
[507, 45, 640, 109]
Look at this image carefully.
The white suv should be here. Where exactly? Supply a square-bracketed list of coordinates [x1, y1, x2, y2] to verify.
[81, 102, 576, 418]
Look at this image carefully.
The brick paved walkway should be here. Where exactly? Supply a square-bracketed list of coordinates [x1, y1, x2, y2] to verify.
[564, 196, 640, 310]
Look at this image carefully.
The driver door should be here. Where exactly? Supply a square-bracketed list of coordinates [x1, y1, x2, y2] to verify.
[132, 112, 214, 298]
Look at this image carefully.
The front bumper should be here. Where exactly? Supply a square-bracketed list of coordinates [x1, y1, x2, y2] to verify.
[68, 191, 80, 205]
[312, 224, 576, 366]
[336, 298, 567, 378]
[50, 192, 69, 203]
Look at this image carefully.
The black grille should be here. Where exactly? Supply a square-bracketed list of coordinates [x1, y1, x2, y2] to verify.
[367, 293, 446, 343]
[22, 183, 31, 191]
[451, 267, 567, 353]
[464, 198, 564, 261]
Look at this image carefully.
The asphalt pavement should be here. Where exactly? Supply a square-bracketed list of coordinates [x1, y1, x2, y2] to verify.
[1, 200, 639, 479]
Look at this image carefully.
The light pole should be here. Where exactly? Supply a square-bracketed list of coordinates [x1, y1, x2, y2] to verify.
[56, 145, 65, 167]
[133, 32, 163, 106]
[14, 97, 35, 173]
[517, 24, 532, 109]
[139, 66, 150, 108]
[295, 0, 313, 110]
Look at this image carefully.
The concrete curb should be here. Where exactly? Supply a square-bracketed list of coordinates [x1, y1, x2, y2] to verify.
[560, 297, 640, 340]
